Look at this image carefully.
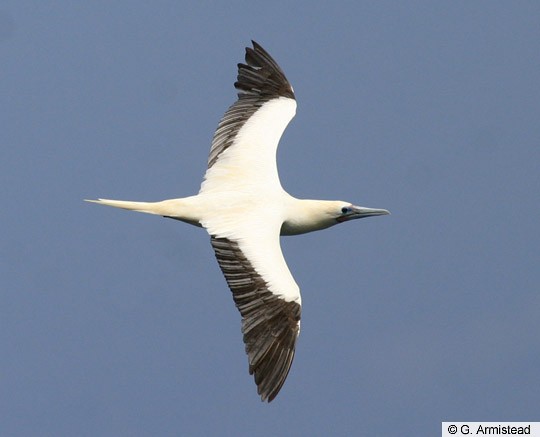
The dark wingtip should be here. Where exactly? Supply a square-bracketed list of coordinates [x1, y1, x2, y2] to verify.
[250, 40, 262, 51]
[234, 40, 295, 100]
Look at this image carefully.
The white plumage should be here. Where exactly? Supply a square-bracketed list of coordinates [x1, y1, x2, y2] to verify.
[86, 41, 388, 402]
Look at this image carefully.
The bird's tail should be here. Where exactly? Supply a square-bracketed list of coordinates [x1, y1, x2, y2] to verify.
[84, 198, 166, 215]
[84, 197, 202, 227]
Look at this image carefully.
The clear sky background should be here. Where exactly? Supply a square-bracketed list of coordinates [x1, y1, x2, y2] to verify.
[1, 2, 539, 436]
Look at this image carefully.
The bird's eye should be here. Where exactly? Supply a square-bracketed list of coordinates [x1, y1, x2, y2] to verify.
[341, 206, 350, 214]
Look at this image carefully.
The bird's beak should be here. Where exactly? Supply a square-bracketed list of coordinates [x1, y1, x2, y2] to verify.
[339, 205, 390, 222]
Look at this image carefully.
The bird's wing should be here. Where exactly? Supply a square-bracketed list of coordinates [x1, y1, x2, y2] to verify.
[209, 218, 301, 402]
[201, 42, 300, 401]
[199, 41, 297, 195]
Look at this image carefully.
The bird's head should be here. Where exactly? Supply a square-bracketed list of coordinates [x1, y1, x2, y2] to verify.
[334, 202, 390, 224]
[282, 199, 389, 235]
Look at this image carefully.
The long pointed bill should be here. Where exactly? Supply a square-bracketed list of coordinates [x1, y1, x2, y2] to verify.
[338, 205, 390, 222]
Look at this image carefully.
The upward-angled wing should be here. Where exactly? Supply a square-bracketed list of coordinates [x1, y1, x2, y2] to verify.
[201, 42, 301, 401]
[199, 41, 297, 195]
[210, 225, 301, 402]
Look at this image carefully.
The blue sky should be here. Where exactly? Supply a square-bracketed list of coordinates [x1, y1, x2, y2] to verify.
[1, 2, 539, 436]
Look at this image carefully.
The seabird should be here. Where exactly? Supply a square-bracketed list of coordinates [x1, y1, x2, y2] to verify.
[86, 41, 389, 402]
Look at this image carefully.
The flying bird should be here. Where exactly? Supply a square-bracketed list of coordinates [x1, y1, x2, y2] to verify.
[86, 41, 389, 402]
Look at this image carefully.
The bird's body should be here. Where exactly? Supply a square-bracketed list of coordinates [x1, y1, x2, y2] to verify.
[86, 41, 388, 402]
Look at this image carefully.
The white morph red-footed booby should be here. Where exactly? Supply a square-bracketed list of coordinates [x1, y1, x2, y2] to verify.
[86, 41, 389, 402]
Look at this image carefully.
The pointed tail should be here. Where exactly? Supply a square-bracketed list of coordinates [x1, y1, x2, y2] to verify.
[84, 197, 203, 227]
[84, 198, 164, 215]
